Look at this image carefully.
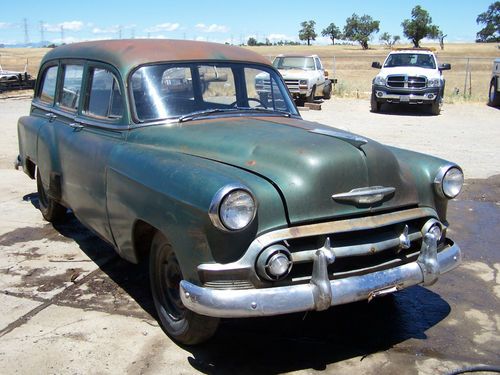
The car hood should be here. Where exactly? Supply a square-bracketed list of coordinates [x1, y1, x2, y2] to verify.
[379, 66, 439, 78]
[132, 116, 418, 224]
[279, 69, 314, 79]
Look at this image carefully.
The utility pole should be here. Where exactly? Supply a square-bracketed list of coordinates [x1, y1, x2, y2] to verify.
[60, 25, 64, 44]
[23, 18, 29, 45]
[118, 25, 122, 39]
[131, 28, 135, 39]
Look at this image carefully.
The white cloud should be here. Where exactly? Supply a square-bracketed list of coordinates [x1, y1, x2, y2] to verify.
[0, 22, 12, 29]
[92, 25, 120, 34]
[145, 23, 180, 33]
[195, 36, 207, 41]
[195, 23, 229, 33]
[44, 21, 84, 32]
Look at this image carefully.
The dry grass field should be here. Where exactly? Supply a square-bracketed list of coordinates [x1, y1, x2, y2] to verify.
[1, 42, 499, 102]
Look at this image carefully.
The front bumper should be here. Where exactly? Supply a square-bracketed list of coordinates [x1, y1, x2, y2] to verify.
[180, 235, 461, 318]
[373, 85, 440, 103]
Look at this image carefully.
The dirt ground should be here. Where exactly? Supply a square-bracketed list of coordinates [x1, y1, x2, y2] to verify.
[0, 97, 499, 374]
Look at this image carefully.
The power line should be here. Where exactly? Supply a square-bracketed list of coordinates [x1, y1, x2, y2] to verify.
[23, 18, 29, 45]
[40, 21, 45, 43]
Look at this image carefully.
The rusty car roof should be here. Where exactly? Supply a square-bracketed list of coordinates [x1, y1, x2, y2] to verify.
[41, 39, 271, 75]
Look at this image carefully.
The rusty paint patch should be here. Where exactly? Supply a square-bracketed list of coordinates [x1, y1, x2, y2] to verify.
[246, 160, 257, 167]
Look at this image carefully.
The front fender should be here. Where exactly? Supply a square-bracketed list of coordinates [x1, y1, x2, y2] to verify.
[106, 144, 287, 283]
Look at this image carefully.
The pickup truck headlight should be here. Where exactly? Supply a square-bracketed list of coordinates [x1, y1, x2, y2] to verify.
[209, 185, 257, 231]
[299, 80, 308, 86]
[374, 76, 386, 86]
[427, 78, 441, 88]
[434, 166, 464, 199]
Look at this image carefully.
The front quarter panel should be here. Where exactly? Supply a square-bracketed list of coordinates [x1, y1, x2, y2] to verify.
[106, 140, 287, 282]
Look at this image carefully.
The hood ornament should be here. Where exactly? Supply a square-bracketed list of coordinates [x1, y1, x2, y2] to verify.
[332, 186, 395, 205]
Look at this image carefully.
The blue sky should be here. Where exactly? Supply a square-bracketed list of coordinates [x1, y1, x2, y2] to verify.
[0, 0, 494, 45]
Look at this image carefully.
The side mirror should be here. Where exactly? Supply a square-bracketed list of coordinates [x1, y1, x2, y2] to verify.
[324, 70, 329, 77]
[439, 63, 451, 71]
[372, 61, 382, 69]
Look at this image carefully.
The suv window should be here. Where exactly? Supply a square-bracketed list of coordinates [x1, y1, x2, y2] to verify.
[58, 64, 83, 111]
[39, 66, 58, 104]
[85, 68, 124, 120]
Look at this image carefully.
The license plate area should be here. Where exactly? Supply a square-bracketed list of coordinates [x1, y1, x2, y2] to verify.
[400, 95, 410, 102]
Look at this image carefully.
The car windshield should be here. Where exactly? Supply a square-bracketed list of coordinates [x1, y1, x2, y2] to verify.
[272, 57, 315, 70]
[384, 53, 436, 69]
[130, 62, 298, 122]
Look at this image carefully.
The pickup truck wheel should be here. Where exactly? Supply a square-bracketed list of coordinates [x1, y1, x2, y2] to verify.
[430, 97, 442, 115]
[306, 85, 316, 103]
[323, 81, 332, 99]
[488, 78, 500, 107]
[36, 169, 66, 222]
[370, 92, 381, 112]
[150, 232, 219, 345]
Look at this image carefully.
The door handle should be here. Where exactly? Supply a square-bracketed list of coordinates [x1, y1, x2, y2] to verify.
[45, 113, 57, 122]
[69, 123, 84, 131]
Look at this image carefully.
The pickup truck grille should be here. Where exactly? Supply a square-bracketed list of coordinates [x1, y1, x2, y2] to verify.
[387, 75, 426, 89]
[284, 79, 300, 92]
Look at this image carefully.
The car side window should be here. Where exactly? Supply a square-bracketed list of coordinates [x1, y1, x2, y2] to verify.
[58, 64, 83, 111]
[315, 58, 322, 70]
[39, 66, 58, 105]
[85, 68, 124, 120]
[198, 65, 236, 105]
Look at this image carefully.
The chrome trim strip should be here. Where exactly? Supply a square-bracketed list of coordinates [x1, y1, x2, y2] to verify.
[198, 207, 437, 273]
[181, 242, 461, 318]
[332, 186, 395, 205]
[309, 128, 368, 148]
[375, 92, 436, 101]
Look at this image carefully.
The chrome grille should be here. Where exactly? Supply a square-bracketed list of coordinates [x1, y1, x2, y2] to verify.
[284, 79, 300, 92]
[387, 75, 426, 89]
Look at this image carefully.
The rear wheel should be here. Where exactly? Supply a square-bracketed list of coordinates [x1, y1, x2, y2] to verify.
[323, 81, 332, 99]
[488, 78, 500, 107]
[370, 92, 381, 112]
[149, 232, 219, 345]
[36, 169, 66, 222]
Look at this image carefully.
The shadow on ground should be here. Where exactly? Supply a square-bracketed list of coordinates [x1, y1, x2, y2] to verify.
[373, 103, 436, 116]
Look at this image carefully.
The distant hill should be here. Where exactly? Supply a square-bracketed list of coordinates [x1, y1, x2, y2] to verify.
[0, 41, 53, 48]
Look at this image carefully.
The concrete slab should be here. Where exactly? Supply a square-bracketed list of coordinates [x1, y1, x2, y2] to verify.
[0, 294, 43, 331]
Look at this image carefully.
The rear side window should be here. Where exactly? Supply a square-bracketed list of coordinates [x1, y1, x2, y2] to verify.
[39, 66, 58, 104]
[58, 64, 83, 111]
[85, 68, 124, 120]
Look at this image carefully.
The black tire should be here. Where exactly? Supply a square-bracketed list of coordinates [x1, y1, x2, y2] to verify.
[149, 232, 219, 345]
[370, 92, 381, 112]
[488, 78, 500, 107]
[36, 169, 66, 222]
[430, 97, 442, 115]
[306, 85, 316, 103]
[323, 81, 332, 99]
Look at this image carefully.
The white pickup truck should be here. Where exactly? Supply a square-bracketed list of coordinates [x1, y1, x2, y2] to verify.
[488, 58, 500, 107]
[272, 54, 332, 103]
[371, 49, 451, 115]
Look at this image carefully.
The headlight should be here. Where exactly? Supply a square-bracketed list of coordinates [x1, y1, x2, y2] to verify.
[434, 166, 464, 199]
[299, 79, 308, 85]
[427, 78, 441, 87]
[374, 76, 386, 86]
[209, 185, 257, 231]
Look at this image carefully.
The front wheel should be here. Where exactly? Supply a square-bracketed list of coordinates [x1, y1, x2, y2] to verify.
[430, 97, 442, 115]
[370, 92, 381, 112]
[36, 169, 66, 222]
[323, 81, 332, 99]
[149, 232, 219, 345]
[488, 78, 500, 107]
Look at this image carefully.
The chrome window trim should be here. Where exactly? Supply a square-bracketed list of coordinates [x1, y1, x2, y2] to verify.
[208, 183, 257, 232]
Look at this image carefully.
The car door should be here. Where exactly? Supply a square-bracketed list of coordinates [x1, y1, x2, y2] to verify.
[314, 57, 326, 91]
[41, 61, 128, 242]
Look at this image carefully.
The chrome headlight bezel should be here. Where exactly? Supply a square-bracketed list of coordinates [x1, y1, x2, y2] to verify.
[434, 165, 464, 199]
[374, 75, 387, 86]
[427, 78, 441, 88]
[209, 184, 257, 232]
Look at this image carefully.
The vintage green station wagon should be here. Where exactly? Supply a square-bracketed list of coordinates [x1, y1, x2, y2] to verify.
[17, 40, 463, 344]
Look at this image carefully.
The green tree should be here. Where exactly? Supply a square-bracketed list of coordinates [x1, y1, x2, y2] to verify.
[379, 32, 400, 47]
[401, 6, 440, 47]
[476, 2, 500, 42]
[321, 23, 341, 45]
[299, 20, 317, 45]
[247, 37, 257, 46]
[343, 14, 380, 49]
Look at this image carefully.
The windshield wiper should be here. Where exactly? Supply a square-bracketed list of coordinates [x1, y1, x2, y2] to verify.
[178, 108, 240, 123]
[238, 106, 292, 117]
